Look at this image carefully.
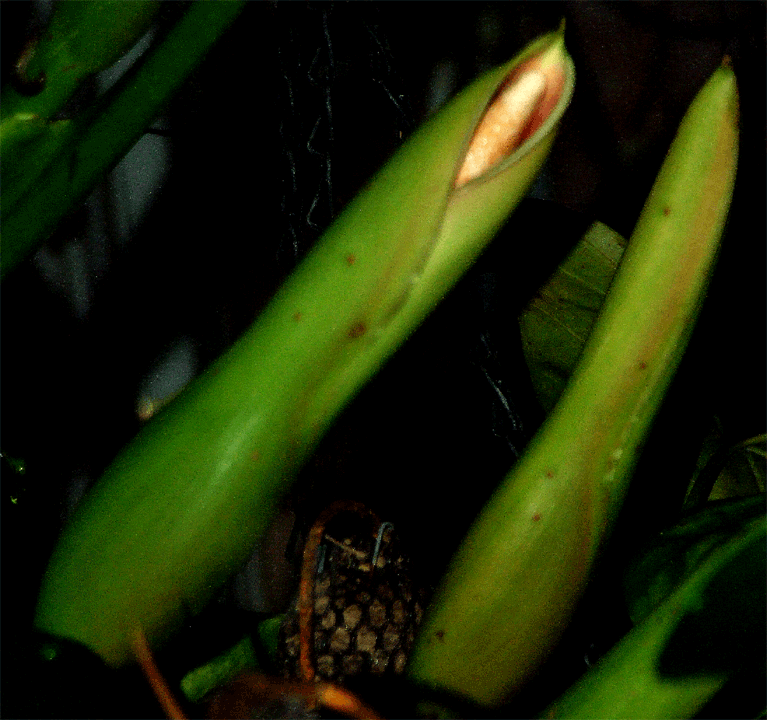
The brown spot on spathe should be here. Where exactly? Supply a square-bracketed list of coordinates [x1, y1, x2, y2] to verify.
[348, 322, 366, 339]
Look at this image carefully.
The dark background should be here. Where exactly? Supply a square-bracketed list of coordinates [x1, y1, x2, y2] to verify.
[2, 2, 765, 717]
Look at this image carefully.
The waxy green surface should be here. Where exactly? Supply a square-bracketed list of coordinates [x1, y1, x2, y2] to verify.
[35, 29, 574, 667]
[408, 63, 739, 706]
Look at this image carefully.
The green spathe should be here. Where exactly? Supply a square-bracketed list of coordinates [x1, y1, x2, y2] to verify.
[408, 62, 738, 706]
[35, 27, 574, 667]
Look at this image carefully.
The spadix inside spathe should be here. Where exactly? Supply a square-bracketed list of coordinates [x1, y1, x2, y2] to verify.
[455, 31, 571, 188]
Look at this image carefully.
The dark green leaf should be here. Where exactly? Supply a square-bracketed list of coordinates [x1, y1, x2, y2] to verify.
[658, 521, 766, 677]
[625, 495, 766, 624]
[518, 221, 627, 413]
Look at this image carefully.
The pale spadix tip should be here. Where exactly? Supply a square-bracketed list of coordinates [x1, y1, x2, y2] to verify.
[454, 35, 568, 188]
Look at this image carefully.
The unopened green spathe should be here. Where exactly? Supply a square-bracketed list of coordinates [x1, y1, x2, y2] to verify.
[408, 61, 739, 706]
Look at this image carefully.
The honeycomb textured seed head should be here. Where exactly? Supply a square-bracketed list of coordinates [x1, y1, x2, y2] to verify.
[277, 518, 429, 684]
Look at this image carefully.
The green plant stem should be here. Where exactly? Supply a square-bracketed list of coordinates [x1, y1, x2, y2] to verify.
[1, 1, 159, 123]
[1, 1, 246, 277]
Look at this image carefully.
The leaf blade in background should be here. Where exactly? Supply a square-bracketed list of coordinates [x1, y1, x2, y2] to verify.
[543, 514, 766, 720]
[518, 221, 627, 413]
[623, 494, 766, 625]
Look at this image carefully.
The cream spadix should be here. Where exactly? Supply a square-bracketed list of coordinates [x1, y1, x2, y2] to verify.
[456, 36, 568, 187]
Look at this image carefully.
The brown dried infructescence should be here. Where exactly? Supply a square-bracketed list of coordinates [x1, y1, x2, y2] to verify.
[454, 47, 567, 188]
[278, 500, 429, 688]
